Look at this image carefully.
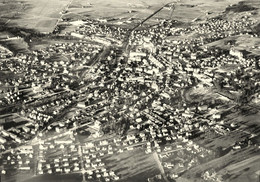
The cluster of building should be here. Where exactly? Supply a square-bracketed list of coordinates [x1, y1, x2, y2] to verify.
[0, 7, 259, 182]
[1, 145, 33, 174]
[202, 169, 224, 182]
[0, 45, 13, 58]
[74, 21, 128, 43]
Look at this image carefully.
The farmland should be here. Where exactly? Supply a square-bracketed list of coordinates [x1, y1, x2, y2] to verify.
[0, 0, 72, 33]
[0, 0, 249, 34]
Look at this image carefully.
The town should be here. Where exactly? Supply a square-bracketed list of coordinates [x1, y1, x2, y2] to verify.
[0, 0, 260, 182]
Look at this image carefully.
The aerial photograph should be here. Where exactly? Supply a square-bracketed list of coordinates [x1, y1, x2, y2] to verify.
[0, 0, 259, 182]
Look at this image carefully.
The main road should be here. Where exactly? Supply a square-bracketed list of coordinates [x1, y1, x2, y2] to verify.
[122, 1, 179, 53]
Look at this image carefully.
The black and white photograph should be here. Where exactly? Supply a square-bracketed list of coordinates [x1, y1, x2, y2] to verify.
[0, 0, 259, 182]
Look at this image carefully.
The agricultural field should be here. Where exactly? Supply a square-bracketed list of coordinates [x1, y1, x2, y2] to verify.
[0, 0, 251, 34]
[181, 147, 260, 182]
[0, 0, 72, 33]
[104, 149, 161, 182]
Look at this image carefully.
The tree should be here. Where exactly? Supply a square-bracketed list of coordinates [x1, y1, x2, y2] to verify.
[255, 60, 260, 70]
[215, 146, 224, 157]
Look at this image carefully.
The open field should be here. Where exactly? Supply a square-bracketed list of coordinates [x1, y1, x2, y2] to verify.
[0, 38, 30, 53]
[67, 0, 243, 22]
[218, 155, 260, 182]
[0, 0, 72, 33]
[104, 148, 161, 181]
[7, 173, 83, 182]
[203, 35, 260, 56]
[181, 147, 259, 182]
[0, 0, 253, 34]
